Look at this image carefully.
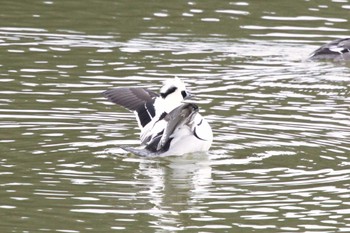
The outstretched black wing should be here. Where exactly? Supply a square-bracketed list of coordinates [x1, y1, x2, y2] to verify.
[103, 88, 159, 127]
[103, 87, 158, 111]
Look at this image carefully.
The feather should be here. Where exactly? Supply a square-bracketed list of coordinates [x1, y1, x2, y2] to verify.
[309, 38, 350, 60]
[145, 103, 199, 153]
[103, 88, 158, 111]
[103, 88, 159, 128]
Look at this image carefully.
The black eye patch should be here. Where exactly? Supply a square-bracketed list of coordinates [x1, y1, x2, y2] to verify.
[160, 86, 177, 98]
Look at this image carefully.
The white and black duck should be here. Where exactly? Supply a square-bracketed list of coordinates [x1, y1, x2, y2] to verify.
[103, 77, 213, 156]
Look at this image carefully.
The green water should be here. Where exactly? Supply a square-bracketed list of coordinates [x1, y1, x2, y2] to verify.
[1, 0, 350, 232]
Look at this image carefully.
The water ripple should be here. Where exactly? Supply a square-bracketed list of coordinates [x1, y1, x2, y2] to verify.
[1, 1, 350, 232]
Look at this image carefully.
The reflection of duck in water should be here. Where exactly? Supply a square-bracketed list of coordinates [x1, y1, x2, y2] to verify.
[309, 38, 350, 61]
[103, 77, 213, 156]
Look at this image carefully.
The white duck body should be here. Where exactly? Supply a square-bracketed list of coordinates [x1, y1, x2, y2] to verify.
[159, 111, 213, 156]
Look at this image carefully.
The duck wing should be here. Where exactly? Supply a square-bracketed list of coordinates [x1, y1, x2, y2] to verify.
[310, 38, 350, 59]
[145, 103, 199, 153]
[103, 87, 158, 111]
[103, 87, 159, 128]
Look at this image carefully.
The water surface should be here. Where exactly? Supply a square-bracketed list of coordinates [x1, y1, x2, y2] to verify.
[1, 0, 350, 232]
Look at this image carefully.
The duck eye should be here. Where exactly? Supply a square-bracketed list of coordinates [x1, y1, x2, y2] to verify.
[181, 90, 187, 98]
